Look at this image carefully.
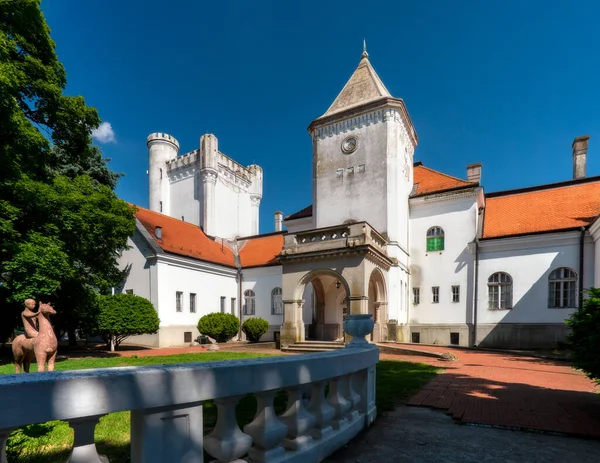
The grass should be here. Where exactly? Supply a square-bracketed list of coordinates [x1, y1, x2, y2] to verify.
[1, 353, 438, 463]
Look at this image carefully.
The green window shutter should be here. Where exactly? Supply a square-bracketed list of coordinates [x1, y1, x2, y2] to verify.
[427, 237, 444, 252]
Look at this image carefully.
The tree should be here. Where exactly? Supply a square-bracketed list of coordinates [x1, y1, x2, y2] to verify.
[198, 313, 239, 343]
[566, 288, 600, 384]
[0, 0, 136, 342]
[242, 317, 269, 342]
[87, 294, 160, 351]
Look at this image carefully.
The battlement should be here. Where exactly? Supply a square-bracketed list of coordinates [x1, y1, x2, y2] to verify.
[147, 132, 180, 149]
[166, 149, 199, 171]
[217, 152, 261, 181]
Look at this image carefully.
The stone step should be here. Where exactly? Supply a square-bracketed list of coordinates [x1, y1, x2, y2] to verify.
[282, 346, 343, 353]
[282, 341, 345, 353]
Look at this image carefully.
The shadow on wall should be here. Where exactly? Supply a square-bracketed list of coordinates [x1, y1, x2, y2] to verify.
[476, 250, 577, 349]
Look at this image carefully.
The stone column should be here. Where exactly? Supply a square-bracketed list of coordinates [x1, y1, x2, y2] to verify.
[280, 299, 304, 347]
[347, 295, 368, 315]
[201, 168, 217, 236]
[250, 194, 261, 236]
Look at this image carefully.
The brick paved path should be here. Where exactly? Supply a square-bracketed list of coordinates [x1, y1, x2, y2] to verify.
[387, 345, 600, 439]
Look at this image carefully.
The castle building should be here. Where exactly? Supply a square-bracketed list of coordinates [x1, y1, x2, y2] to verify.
[119, 47, 600, 349]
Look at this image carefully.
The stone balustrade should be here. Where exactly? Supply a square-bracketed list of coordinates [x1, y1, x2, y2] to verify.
[0, 320, 378, 463]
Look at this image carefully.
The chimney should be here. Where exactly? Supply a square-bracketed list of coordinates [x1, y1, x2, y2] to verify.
[274, 211, 283, 232]
[466, 163, 482, 184]
[155, 226, 162, 240]
[572, 135, 589, 180]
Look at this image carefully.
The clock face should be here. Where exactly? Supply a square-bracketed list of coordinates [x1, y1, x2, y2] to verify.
[341, 136, 358, 154]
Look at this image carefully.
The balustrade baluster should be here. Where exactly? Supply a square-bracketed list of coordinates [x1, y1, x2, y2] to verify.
[342, 374, 361, 421]
[307, 381, 335, 439]
[0, 428, 13, 463]
[280, 387, 315, 451]
[243, 390, 288, 462]
[67, 415, 106, 463]
[204, 396, 252, 462]
[328, 377, 351, 429]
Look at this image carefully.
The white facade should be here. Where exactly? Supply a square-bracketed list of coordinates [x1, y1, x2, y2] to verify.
[119, 47, 600, 349]
[147, 132, 262, 239]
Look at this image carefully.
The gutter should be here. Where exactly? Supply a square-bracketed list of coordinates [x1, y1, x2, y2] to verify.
[233, 237, 243, 341]
[579, 226, 585, 309]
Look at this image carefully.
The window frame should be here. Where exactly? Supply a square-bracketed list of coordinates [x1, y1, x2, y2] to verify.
[243, 289, 256, 315]
[548, 267, 578, 308]
[220, 296, 226, 313]
[451, 285, 460, 303]
[412, 287, 420, 305]
[488, 272, 513, 310]
[175, 291, 183, 312]
[189, 293, 196, 313]
[271, 287, 283, 315]
[426, 226, 445, 252]
[432, 286, 440, 304]
[231, 297, 236, 315]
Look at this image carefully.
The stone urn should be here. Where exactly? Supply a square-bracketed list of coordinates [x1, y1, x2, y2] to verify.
[343, 314, 374, 347]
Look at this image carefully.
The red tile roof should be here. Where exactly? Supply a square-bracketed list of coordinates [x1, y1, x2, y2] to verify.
[483, 178, 600, 239]
[412, 164, 477, 196]
[238, 233, 285, 267]
[135, 207, 236, 267]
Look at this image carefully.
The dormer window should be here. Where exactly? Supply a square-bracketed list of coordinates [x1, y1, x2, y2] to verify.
[426, 226, 445, 252]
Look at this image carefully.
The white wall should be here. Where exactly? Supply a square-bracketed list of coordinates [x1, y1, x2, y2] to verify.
[241, 266, 283, 326]
[409, 194, 479, 325]
[477, 232, 594, 325]
[119, 232, 155, 306]
[170, 173, 200, 226]
[284, 216, 314, 234]
[156, 257, 238, 328]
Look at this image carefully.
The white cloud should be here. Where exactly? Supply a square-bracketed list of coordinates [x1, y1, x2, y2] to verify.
[91, 121, 116, 144]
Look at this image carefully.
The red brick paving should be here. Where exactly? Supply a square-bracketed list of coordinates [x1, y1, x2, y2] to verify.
[113, 343, 600, 438]
[384, 345, 600, 439]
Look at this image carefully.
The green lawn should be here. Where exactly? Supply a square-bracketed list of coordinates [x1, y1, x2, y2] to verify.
[1, 353, 438, 463]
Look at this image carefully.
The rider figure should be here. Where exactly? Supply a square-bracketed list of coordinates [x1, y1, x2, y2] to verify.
[21, 298, 39, 338]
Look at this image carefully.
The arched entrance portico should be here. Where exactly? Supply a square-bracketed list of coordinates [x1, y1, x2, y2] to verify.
[368, 268, 387, 342]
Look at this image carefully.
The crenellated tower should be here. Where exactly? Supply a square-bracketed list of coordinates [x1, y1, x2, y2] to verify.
[147, 132, 263, 239]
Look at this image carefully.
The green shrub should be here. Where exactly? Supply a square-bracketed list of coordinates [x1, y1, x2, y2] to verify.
[198, 312, 239, 343]
[566, 288, 600, 384]
[242, 317, 269, 342]
[88, 294, 160, 351]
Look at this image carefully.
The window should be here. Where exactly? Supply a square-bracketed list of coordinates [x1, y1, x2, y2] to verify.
[189, 293, 196, 313]
[175, 291, 183, 312]
[159, 201, 163, 213]
[548, 268, 578, 308]
[231, 297, 236, 315]
[411, 332, 421, 343]
[125, 289, 134, 295]
[413, 287, 420, 305]
[451, 285, 460, 303]
[432, 286, 439, 303]
[488, 272, 513, 309]
[184, 331, 192, 343]
[271, 287, 283, 315]
[450, 332, 460, 345]
[426, 226, 445, 252]
[243, 289, 255, 315]
[220, 296, 226, 313]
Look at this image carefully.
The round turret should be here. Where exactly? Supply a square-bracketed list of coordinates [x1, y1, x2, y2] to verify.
[148, 132, 179, 215]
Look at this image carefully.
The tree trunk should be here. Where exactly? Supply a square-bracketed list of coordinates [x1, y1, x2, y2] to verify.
[68, 328, 77, 347]
[110, 334, 115, 352]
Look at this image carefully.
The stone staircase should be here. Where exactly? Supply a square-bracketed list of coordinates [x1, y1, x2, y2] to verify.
[282, 340, 345, 353]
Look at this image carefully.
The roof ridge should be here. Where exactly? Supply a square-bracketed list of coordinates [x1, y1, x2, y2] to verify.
[486, 175, 600, 198]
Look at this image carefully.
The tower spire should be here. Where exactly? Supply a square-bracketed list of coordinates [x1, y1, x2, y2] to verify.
[362, 39, 368, 59]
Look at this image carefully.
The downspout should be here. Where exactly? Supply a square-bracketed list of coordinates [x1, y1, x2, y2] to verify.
[473, 238, 479, 347]
[579, 226, 585, 309]
[233, 236, 243, 341]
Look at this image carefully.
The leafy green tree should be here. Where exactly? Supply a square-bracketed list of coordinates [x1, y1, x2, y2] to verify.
[0, 0, 136, 343]
[242, 317, 269, 342]
[87, 294, 160, 351]
[566, 288, 600, 384]
[198, 313, 240, 343]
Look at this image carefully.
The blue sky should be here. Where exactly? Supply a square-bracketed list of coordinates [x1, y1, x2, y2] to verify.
[42, 0, 600, 234]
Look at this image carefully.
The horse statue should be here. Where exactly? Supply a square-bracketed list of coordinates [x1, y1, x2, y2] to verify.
[12, 302, 58, 373]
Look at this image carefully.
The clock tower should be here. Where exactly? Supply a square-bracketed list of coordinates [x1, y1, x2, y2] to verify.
[308, 45, 418, 251]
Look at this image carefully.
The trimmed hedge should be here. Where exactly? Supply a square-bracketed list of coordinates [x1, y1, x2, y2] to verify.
[242, 317, 269, 342]
[198, 312, 239, 343]
[566, 288, 600, 384]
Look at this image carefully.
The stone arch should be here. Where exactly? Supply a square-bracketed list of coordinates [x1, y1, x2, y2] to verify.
[368, 267, 387, 341]
[294, 268, 350, 301]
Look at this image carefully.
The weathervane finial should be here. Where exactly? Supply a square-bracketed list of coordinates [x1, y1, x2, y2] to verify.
[362, 39, 368, 59]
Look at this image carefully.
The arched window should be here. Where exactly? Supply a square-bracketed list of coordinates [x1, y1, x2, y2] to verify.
[271, 287, 283, 315]
[548, 268, 578, 308]
[243, 289, 255, 315]
[488, 272, 512, 309]
[426, 226, 445, 252]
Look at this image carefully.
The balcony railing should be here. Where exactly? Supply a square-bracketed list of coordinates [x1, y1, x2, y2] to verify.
[0, 336, 378, 462]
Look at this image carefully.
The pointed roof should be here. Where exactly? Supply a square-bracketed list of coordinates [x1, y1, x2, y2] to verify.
[321, 46, 392, 118]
